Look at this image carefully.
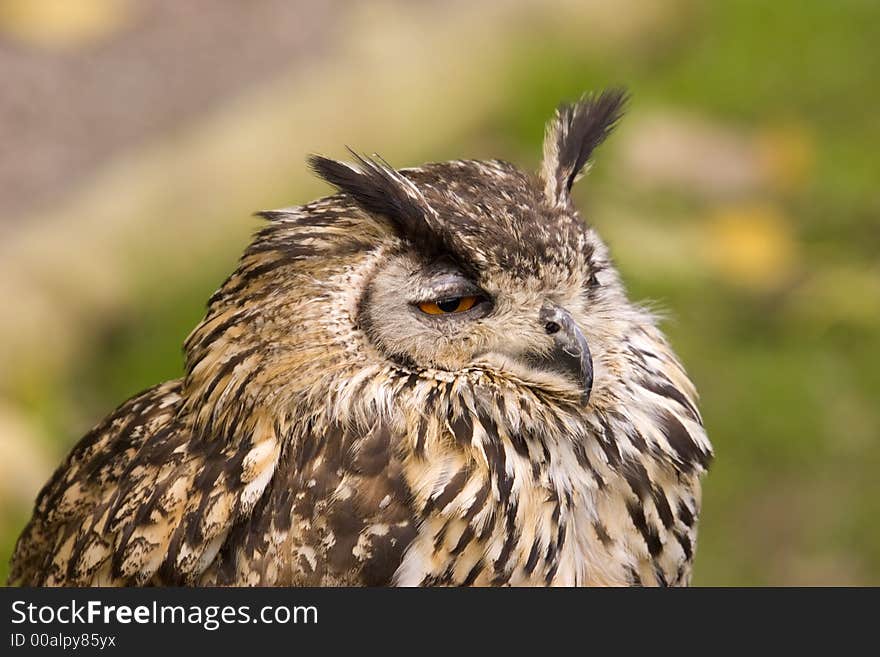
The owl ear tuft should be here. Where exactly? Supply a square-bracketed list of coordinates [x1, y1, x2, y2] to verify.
[540, 88, 628, 205]
[308, 150, 440, 251]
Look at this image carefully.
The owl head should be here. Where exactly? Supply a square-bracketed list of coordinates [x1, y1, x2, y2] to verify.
[185, 89, 674, 431]
[299, 89, 628, 409]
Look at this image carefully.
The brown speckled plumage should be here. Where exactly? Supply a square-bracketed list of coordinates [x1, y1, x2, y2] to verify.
[10, 90, 712, 586]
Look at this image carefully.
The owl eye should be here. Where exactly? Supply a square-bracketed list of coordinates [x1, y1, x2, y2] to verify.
[417, 295, 481, 315]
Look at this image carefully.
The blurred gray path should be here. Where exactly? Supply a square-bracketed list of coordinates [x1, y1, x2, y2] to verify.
[0, 0, 345, 222]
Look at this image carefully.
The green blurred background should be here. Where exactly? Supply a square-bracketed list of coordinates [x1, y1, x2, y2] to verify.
[1, 0, 877, 585]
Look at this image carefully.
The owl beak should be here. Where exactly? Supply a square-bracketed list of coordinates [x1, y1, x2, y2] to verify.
[538, 303, 594, 406]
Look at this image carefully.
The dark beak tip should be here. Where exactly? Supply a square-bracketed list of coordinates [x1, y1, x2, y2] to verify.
[578, 367, 594, 406]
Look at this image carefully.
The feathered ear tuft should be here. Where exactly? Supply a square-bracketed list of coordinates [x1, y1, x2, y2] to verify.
[540, 88, 628, 205]
[308, 150, 441, 251]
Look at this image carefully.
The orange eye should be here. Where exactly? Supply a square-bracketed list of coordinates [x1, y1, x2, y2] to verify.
[418, 295, 480, 315]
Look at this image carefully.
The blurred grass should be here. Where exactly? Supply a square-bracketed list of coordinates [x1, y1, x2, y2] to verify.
[2, 0, 878, 584]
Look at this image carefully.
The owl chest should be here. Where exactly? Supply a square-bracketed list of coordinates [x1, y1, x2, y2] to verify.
[395, 427, 637, 586]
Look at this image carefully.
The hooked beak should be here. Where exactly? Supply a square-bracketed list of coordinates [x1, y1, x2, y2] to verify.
[536, 302, 594, 406]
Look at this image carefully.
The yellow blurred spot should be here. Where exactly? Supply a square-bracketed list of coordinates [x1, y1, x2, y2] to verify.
[702, 205, 799, 291]
[0, 0, 132, 49]
[0, 404, 54, 507]
[756, 123, 816, 192]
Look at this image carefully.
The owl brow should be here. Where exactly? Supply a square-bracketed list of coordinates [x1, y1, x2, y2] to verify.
[308, 150, 461, 261]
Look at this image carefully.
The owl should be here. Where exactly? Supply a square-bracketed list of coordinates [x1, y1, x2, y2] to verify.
[9, 89, 712, 587]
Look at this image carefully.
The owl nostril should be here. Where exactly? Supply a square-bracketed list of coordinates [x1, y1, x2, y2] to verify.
[544, 321, 561, 335]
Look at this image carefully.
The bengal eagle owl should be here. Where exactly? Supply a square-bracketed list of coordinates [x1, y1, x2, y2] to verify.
[10, 89, 712, 587]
